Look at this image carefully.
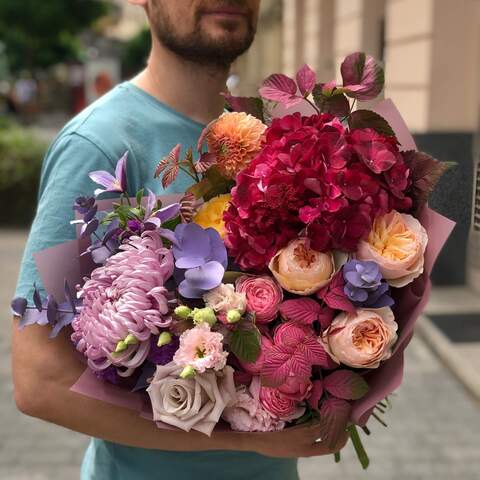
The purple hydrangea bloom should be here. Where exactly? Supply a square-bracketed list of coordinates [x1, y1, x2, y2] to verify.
[172, 223, 228, 298]
[147, 334, 180, 365]
[343, 260, 394, 309]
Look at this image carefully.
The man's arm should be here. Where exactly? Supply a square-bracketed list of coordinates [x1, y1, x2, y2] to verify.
[12, 319, 347, 457]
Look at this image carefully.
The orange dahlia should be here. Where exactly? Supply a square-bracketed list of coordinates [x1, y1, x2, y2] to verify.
[207, 112, 266, 179]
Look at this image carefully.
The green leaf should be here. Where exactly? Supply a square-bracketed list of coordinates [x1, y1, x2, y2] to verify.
[222, 271, 244, 284]
[347, 424, 370, 470]
[187, 178, 213, 200]
[229, 324, 261, 363]
[312, 86, 350, 117]
[161, 216, 181, 231]
[348, 110, 395, 137]
[136, 189, 144, 207]
[203, 166, 235, 201]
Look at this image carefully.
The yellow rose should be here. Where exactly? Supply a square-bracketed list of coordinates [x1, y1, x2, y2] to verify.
[193, 194, 231, 238]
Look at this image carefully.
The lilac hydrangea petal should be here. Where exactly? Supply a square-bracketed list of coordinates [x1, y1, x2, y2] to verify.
[344, 283, 368, 302]
[175, 256, 206, 269]
[173, 223, 211, 260]
[205, 228, 228, 267]
[178, 280, 207, 299]
[183, 261, 225, 290]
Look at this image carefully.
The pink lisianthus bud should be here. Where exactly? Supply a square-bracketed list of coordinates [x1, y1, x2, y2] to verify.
[235, 275, 283, 324]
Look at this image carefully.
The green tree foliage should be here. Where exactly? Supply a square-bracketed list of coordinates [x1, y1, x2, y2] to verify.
[0, 0, 111, 73]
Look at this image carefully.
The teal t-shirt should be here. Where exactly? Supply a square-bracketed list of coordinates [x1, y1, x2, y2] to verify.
[15, 82, 298, 480]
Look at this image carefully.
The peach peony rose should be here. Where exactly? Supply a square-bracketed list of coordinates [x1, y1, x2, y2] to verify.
[323, 307, 398, 369]
[147, 362, 236, 436]
[206, 112, 266, 179]
[268, 238, 340, 295]
[193, 194, 231, 238]
[357, 210, 428, 287]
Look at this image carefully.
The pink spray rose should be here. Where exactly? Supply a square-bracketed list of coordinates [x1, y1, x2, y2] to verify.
[147, 362, 236, 436]
[278, 375, 313, 401]
[173, 322, 228, 373]
[222, 377, 285, 432]
[236, 275, 283, 323]
[323, 307, 398, 369]
[259, 386, 305, 421]
[356, 210, 428, 287]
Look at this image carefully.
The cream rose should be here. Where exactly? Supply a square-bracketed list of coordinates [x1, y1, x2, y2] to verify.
[323, 307, 398, 369]
[269, 237, 344, 295]
[147, 362, 236, 436]
[356, 210, 428, 288]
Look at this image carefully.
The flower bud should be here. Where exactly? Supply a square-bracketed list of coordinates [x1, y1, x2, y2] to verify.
[226, 309, 242, 324]
[124, 334, 138, 345]
[179, 365, 196, 379]
[175, 305, 192, 319]
[157, 331, 172, 347]
[114, 340, 127, 353]
[192, 307, 217, 327]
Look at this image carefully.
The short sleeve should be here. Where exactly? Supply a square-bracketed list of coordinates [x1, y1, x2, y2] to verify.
[15, 133, 116, 303]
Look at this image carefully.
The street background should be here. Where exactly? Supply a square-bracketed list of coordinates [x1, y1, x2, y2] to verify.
[1, 1, 480, 479]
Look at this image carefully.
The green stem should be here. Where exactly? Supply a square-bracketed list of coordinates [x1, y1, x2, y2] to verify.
[305, 96, 321, 114]
[347, 424, 370, 470]
[179, 165, 199, 182]
[334, 451, 341, 463]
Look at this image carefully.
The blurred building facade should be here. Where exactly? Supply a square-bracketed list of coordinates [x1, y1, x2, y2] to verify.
[236, 0, 480, 289]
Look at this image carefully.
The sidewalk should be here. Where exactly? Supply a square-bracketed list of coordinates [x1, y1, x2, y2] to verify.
[1, 229, 480, 479]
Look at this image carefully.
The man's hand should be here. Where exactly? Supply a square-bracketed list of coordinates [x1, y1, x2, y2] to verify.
[244, 422, 350, 458]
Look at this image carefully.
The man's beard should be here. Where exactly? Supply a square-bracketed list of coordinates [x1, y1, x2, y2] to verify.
[149, 1, 256, 68]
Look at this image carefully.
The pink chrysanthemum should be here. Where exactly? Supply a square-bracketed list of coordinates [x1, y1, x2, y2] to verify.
[173, 322, 228, 373]
[71, 230, 174, 376]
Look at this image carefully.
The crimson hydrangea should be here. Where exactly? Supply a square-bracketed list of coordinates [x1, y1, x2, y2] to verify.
[224, 113, 412, 271]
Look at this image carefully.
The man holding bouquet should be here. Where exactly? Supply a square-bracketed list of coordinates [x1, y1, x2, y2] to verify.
[12, 1, 348, 479]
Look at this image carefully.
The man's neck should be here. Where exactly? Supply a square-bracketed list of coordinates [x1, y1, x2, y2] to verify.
[132, 40, 229, 125]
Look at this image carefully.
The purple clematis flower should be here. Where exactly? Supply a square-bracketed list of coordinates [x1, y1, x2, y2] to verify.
[343, 259, 394, 309]
[89, 151, 128, 196]
[172, 223, 228, 298]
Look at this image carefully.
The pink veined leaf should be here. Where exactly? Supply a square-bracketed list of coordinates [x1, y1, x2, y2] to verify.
[324, 370, 369, 401]
[279, 298, 335, 329]
[194, 152, 217, 174]
[179, 192, 196, 223]
[161, 163, 180, 189]
[296, 336, 333, 367]
[307, 380, 324, 410]
[296, 64, 316, 96]
[196, 119, 217, 153]
[259, 73, 303, 107]
[318, 397, 352, 450]
[317, 271, 356, 313]
[262, 345, 312, 387]
[279, 298, 324, 325]
[155, 144, 181, 178]
[340, 52, 384, 101]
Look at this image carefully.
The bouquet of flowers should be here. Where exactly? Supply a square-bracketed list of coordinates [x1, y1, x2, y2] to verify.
[13, 52, 455, 468]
